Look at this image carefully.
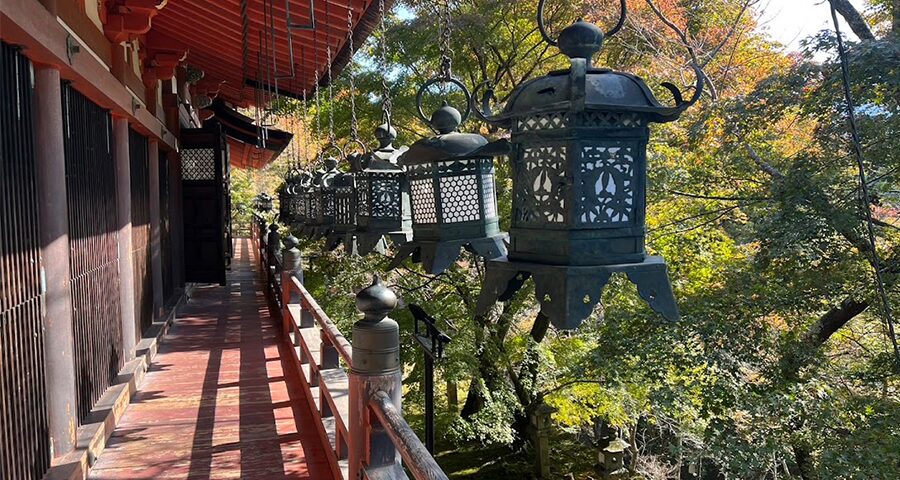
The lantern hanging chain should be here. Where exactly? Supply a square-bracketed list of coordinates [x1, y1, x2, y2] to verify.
[315, 69, 324, 163]
[323, 0, 336, 146]
[346, 0, 360, 142]
[439, 0, 454, 79]
[378, 0, 393, 127]
[301, 89, 309, 167]
[829, 0, 900, 368]
[326, 44, 337, 146]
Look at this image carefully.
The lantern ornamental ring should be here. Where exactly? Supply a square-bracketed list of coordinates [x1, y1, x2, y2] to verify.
[346, 138, 369, 156]
[320, 142, 347, 161]
[415, 76, 472, 131]
[537, 0, 626, 46]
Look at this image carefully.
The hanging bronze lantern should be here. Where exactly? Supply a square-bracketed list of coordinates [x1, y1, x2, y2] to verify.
[389, 78, 507, 274]
[355, 123, 412, 255]
[279, 169, 312, 226]
[473, 0, 703, 329]
[326, 140, 367, 253]
[254, 192, 274, 213]
[307, 146, 343, 239]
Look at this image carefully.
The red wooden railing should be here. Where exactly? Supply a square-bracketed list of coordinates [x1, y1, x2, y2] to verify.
[250, 220, 447, 480]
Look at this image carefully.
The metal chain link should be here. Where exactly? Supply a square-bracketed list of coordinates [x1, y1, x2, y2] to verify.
[439, 0, 454, 79]
[346, 0, 359, 141]
[301, 89, 309, 166]
[326, 44, 336, 145]
[315, 69, 323, 163]
[378, 0, 393, 127]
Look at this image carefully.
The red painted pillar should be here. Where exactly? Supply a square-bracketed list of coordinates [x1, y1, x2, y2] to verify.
[114, 116, 137, 359]
[148, 139, 164, 316]
[33, 65, 78, 459]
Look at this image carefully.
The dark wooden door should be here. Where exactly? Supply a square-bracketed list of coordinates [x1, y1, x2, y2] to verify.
[181, 125, 228, 285]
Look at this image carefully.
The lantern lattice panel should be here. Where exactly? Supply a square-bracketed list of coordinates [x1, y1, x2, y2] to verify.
[439, 175, 482, 223]
[481, 171, 498, 219]
[295, 193, 308, 221]
[357, 177, 370, 216]
[371, 176, 402, 219]
[323, 191, 335, 217]
[335, 186, 355, 225]
[581, 111, 645, 128]
[309, 191, 323, 220]
[182, 148, 216, 180]
[516, 112, 567, 132]
[410, 177, 438, 224]
[578, 144, 635, 225]
[517, 146, 567, 224]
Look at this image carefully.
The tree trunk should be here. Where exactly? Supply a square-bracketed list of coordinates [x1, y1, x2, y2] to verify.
[446, 380, 458, 412]
[894, 0, 899, 36]
[830, 0, 876, 41]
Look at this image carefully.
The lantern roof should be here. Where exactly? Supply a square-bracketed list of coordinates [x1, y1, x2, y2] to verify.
[474, 13, 703, 128]
[498, 68, 694, 123]
[400, 131, 490, 165]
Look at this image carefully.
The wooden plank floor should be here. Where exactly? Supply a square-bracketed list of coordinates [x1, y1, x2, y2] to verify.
[89, 239, 333, 480]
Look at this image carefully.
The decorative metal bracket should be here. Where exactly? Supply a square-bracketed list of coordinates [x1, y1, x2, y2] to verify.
[389, 233, 507, 275]
[476, 256, 679, 330]
[355, 233, 390, 256]
[325, 233, 358, 256]
[65, 34, 81, 65]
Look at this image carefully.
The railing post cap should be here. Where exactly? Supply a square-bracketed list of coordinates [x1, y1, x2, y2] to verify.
[356, 275, 398, 322]
[282, 234, 299, 250]
[268, 223, 279, 232]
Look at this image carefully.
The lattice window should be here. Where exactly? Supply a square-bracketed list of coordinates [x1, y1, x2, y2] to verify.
[410, 178, 437, 224]
[578, 145, 635, 225]
[439, 174, 481, 223]
[580, 111, 645, 128]
[357, 176, 370, 216]
[370, 176, 401, 219]
[181, 148, 216, 180]
[516, 112, 567, 132]
[517, 146, 567, 224]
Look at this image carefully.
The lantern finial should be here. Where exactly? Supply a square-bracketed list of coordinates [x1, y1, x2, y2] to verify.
[557, 20, 604, 62]
[430, 101, 462, 134]
[374, 122, 397, 149]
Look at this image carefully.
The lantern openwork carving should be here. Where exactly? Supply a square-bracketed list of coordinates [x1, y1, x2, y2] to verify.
[473, 0, 703, 329]
[389, 77, 507, 274]
[279, 169, 311, 226]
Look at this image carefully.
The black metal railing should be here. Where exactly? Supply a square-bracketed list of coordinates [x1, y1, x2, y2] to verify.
[0, 40, 51, 480]
[63, 82, 124, 424]
[130, 128, 152, 332]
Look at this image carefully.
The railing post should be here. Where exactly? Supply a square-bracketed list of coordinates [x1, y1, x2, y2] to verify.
[280, 234, 302, 333]
[266, 223, 280, 290]
[349, 276, 402, 478]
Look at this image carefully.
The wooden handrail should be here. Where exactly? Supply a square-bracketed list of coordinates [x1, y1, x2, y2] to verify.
[369, 391, 449, 480]
[288, 276, 353, 367]
[253, 223, 446, 480]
